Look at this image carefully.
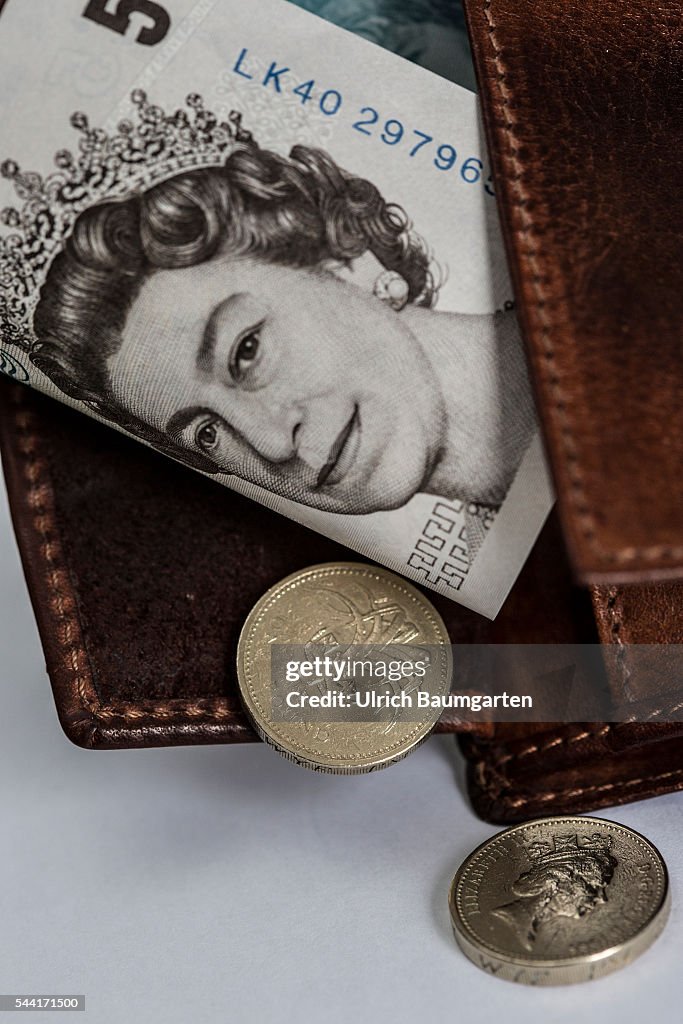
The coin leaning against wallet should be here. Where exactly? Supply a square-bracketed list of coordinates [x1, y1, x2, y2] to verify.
[449, 816, 670, 985]
[236, 562, 452, 773]
[237, 570, 670, 983]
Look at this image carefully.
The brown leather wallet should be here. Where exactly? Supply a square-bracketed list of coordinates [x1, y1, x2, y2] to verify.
[454, 0, 683, 819]
[1, 0, 681, 821]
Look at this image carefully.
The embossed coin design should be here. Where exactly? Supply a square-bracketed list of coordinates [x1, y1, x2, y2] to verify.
[237, 562, 452, 772]
[449, 816, 670, 985]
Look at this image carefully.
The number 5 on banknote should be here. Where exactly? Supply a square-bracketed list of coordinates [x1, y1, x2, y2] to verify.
[82, 0, 170, 45]
[0, 0, 553, 618]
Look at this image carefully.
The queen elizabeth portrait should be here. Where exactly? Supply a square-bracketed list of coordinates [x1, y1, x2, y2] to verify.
[3, 91, 535, 518]
[492, 834, 618, 953]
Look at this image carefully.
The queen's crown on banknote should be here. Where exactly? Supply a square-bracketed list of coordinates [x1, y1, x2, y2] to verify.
[0, 92, 254, 351]
[0, 0, 552, 617]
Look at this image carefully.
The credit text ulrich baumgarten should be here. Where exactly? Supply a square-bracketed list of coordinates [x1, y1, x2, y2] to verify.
[282, 655, 532, 711]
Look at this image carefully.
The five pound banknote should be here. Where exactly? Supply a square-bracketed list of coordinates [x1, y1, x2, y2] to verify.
[0, 0, 553, 617]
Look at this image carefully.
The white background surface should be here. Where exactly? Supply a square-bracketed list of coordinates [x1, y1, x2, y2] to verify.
[0, 477, 680, 1024]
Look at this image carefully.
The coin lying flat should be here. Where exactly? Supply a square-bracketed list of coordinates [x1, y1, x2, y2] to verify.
[449, 816, 670, 985]
[236, 562, 452, 773]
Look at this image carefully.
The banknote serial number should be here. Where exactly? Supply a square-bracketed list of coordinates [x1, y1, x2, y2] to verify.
[79, 12, 493, 189]
[233, 48, 495, 192]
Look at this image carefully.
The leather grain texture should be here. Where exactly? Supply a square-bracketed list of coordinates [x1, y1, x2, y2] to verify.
[2, 382, 683, 821]
[461, 583, 683, 822]
[463, 0, 683, 583]
[5, 380, 682, 821]
[0, 379, 595, 751]
[461, 720, 683, 823]
[457, 0, 683, 821]
[2, 0, 683, 819]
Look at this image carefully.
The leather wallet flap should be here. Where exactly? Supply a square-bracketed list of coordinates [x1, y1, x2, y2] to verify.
[0, 381, 596, 750]
[464, 0, 683, 584]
